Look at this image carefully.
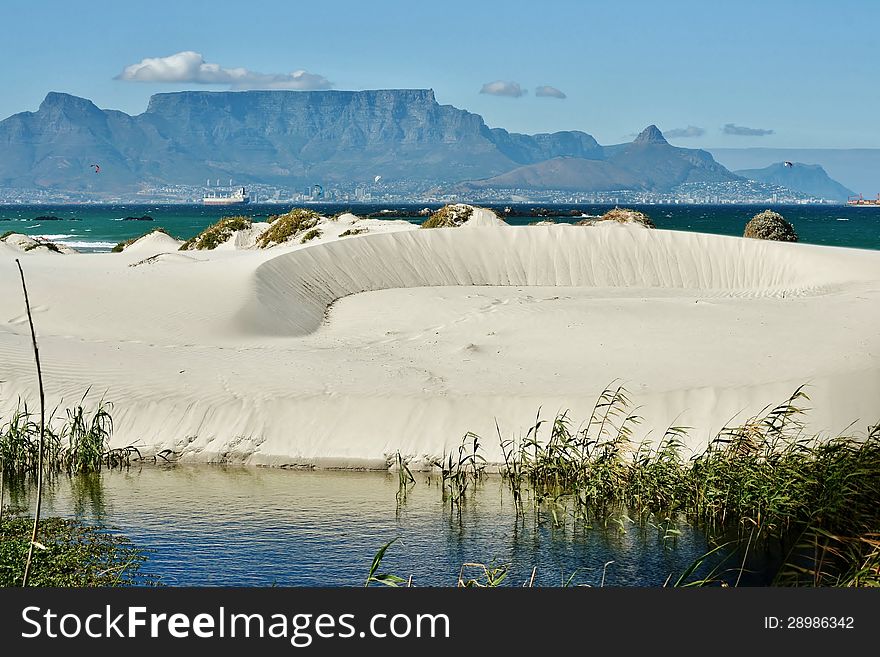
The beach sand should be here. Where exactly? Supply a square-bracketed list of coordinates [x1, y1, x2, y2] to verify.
[1, 215, 878, 468]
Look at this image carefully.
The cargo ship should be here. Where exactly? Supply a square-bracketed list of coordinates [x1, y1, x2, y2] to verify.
[203, 185, 250, 206]
[846, 194, 880, 207]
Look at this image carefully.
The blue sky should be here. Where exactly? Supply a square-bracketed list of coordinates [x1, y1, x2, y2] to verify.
[3, 0, 879, 147]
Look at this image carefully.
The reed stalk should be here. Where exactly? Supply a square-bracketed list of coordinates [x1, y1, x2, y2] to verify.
[0, 455, 5, 527]
[15, 260, 45, 588]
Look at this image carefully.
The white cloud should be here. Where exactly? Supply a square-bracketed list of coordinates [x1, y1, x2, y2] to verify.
[722, 123, 774, 136]
[115, 51, 332, 90]
[665, 125, 705, 138]
[479, 80, 526, 97]
[535, 85, 566, 99]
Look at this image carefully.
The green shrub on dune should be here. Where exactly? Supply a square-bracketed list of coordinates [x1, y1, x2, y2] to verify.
[257, 208, 320, 247]
[421, 204, 474, 228]
[300, 228, 322, 243]
[180, 216, 253, 251]
[576, 207, 655, 228]
[744, 209, 798, 242]
[1, 231, 62, 252]
[23, 242, 62, 253]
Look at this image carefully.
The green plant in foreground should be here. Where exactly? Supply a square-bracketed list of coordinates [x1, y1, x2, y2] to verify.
[427, 383, 880, 587]
[430, 432, 486, 514]
[365, 538, 516, 588]
[0, 514, 152, 587]
[365, 538, 407, 587]
[457, 561, 510, 587]
[394, 451, 415, 506]
[1, 395, 135, 475]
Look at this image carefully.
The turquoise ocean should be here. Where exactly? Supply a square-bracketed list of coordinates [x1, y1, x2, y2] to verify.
[1, 203, 878, 253]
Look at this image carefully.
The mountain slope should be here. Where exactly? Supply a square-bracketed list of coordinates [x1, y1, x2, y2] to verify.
[710, 148, 880, 196]
[463, 126, 739, 192]
[0, 93, 740, 194]
[0, 90, 611, 191]
[461, 156, 644, 192]
[734, 162, 855, 201]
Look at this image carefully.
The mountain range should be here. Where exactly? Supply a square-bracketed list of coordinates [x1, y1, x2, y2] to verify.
[460, 125, 740, 193]
[0, 89, 854, 199]
[711, 148, 876, 198]
[733, 162, 854, 201]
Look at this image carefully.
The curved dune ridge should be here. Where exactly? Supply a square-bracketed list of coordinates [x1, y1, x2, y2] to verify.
[237, 224, 874, 337]
[1, 223, 879, 467]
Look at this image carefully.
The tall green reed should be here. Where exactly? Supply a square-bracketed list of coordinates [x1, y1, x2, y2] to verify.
[489, 384, 880, 586]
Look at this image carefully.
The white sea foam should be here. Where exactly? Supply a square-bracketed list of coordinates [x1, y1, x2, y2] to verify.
[34, 233, 76, 240]
[62, 241, 116, 249]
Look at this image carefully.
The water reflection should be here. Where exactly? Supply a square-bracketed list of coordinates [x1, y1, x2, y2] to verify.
[70, 471, 105, 518]
[4, 464, 731, 587]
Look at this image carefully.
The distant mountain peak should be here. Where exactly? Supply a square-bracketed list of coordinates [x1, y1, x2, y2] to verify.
[633, 124, 668, 145]
[39, 91, 101, 114]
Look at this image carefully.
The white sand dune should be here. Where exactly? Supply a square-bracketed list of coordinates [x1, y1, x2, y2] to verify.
[1, 232, 78, 254]
[1, 222, 878, 469]
[122, 230, 185, 254]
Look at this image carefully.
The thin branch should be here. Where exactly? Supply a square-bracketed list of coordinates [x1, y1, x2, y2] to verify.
[0, 455, 5, 528]
[16, 259, 45, 588]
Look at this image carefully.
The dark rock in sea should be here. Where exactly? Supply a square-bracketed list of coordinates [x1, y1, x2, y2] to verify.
[366, 209, 411, 218]
[124, 215, 153, 221]
[34, 215, 64, 221]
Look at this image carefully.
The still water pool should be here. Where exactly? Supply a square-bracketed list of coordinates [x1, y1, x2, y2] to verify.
[1, 464, 740, 587]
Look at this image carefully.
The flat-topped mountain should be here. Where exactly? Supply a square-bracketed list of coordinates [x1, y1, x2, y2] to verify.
[0, 90, 736, 194]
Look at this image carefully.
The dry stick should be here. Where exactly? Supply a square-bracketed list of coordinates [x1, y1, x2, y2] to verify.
[0, 456, 5, 527]
[16, 259, 45, 588]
